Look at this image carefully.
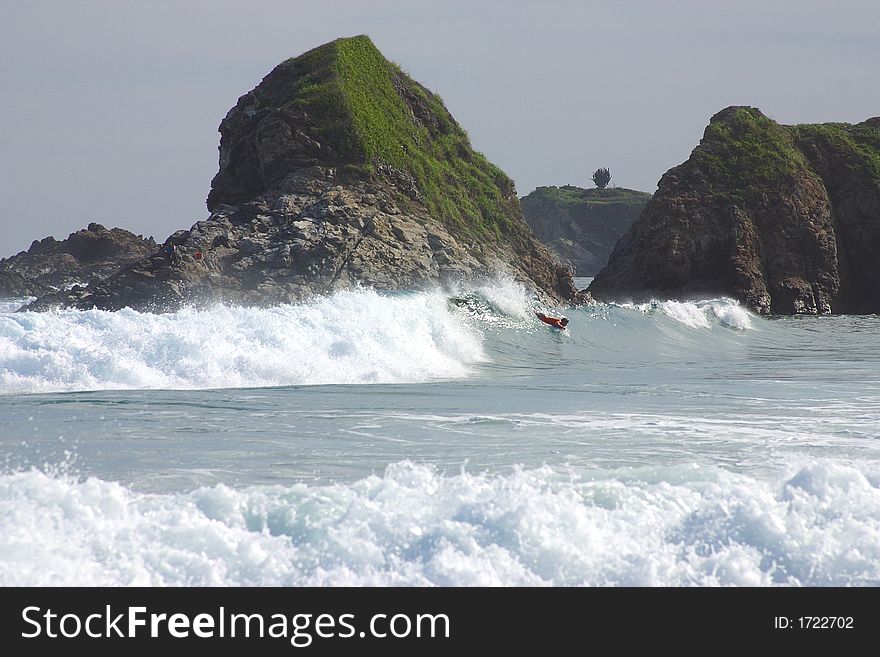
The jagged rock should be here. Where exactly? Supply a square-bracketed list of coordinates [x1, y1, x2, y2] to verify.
[0, 223, 156, 297]
[27, 36, 578, 312]
[589, 107, 880, 314]
[521, 186, 651, 275]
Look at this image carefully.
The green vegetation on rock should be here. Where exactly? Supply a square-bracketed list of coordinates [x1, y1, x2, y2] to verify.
[686, 108, 880, 204]
[286, 35, 524, 241]
[527, 185, 651, 207]
[692, 107, 816, 203]
[790, 121, 880, 180]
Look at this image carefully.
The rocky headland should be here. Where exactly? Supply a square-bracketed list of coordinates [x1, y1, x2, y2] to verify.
[521, 186, 651, 275]
[0, 223, 155, 298]
[26, 36, 580, 312]
[589, 107, 880, 314]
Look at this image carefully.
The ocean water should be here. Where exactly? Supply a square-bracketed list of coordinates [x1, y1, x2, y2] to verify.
[1, 279, 879, 586]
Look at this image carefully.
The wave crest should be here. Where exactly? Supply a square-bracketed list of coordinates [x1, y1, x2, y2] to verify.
[623, 298, 754, 330]
[0, 289, 485, 393]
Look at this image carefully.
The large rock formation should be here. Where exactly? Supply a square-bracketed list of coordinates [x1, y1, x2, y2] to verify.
[28, 36, 578, 312]
[589, 107, 880, 314]
[521, 186, 651, 275]
[0, 223, 156, 297]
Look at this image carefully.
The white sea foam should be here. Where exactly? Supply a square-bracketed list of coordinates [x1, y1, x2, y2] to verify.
[654, 300, 713, 328]
[624, 298, 754, 330]
[1, 461, 878, 586]
[0, 289, 485, 393]
[706, 299, 753, 330]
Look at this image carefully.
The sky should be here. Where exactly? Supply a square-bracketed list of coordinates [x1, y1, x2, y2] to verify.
[1, 0, 878, 255]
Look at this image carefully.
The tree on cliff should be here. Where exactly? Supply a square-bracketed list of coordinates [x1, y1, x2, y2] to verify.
[591, 168, 612, 189]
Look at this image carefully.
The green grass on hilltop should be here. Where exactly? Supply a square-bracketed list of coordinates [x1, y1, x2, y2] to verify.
[527, 185, 652, 206]
[852, 120, 880, 160]
[688, 108, 880, 203]
[790, 121, 880, 181]
[289, 36, 524, 242]
[693, 107, 815, 203]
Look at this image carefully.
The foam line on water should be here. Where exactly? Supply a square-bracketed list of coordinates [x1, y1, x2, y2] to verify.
[1, 460, 878, 586]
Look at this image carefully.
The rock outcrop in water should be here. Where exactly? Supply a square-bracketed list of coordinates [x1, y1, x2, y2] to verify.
[521, 186, 651, 275]
[27, 36, 579, 312]
[589, 107, 880, 314]
[0, 223, 156, 298]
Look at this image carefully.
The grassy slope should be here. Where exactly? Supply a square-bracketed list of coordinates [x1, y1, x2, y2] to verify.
[289, 36, 524, 242]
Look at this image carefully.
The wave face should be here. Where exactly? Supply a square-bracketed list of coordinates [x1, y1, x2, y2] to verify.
[2, 461, 879, 586]
[0, 284, 757, 394]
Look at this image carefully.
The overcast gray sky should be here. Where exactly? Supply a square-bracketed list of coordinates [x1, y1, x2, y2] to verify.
[1, 0, 878, 255]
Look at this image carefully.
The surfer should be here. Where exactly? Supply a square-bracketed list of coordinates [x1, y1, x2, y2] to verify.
[536, 312, 569, 329]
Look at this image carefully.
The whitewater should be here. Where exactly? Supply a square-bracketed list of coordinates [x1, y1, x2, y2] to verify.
[1, 279, 879, 586]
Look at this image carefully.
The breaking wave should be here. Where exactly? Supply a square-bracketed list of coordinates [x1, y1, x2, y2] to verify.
[0, 286, 759, 394]
[0, 289, 485, 393]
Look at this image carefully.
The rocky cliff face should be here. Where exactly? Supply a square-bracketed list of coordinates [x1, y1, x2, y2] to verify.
[521, 186, 651, 275]
[589, 107, 880, 314]
[0, 223, 156, 297]
[28, 36, 578, 312]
